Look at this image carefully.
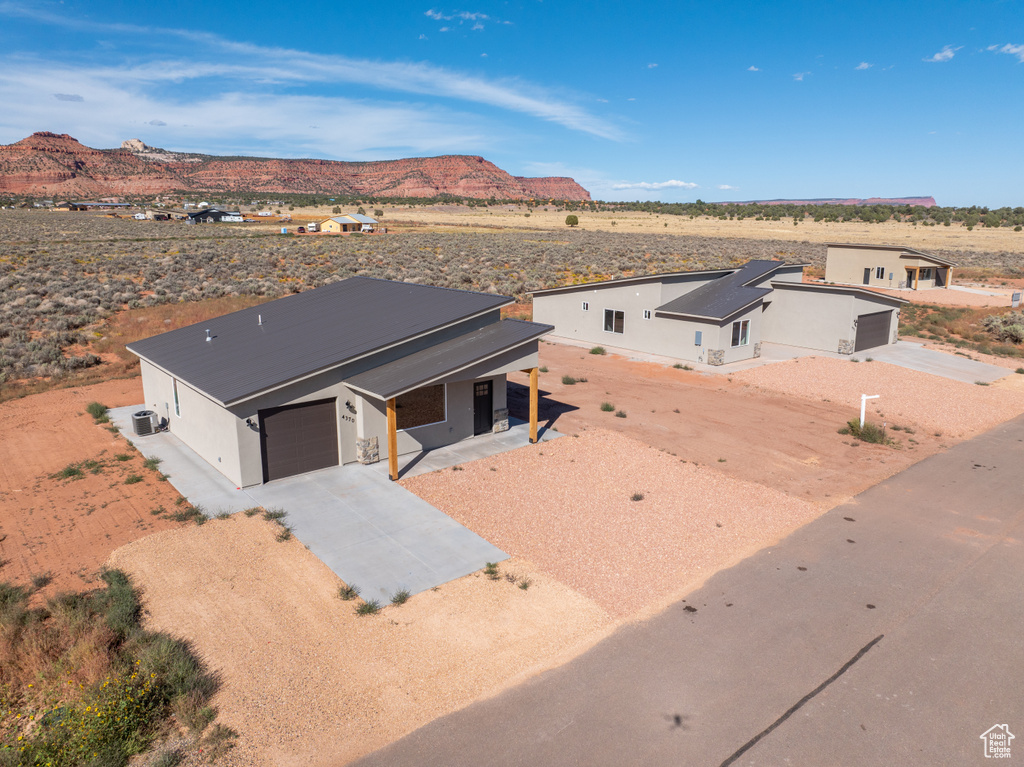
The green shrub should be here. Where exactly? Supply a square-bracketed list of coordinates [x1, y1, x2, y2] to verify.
[338, 584, 360, 601]
[840, 419, 895, 445]
[125, 474, 143, 484]
[391, 589, 411, 605]
[600, 402, 615, 412]
[86, 401, 110, 423]
[630, 492, 644, 502]
[589, 346, 606, 355]
[561, 375, 578, 385]
[615, 410, 627, 418]
[355, 599, 382, 616]
[484, 562, 500, 580]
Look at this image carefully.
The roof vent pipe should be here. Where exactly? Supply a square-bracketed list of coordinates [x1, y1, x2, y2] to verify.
[205, 329, 211, 343]
[258, 314, 262, 326]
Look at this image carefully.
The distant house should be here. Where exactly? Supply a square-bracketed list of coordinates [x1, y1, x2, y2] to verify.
[54, 201, 87, 211]
[187, 208, 243, 224]
[127, 278, 550, 486]
[320, 214, 378, 233]
[824, 243, 955, 290]
[531, 260, 907, 365]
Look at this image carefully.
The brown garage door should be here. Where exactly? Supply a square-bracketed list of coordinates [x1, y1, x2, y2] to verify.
[259, 399, 338, 482]
[854, 310, 892, 352]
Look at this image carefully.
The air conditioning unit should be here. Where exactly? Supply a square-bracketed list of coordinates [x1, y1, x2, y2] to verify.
[132, 410, 157, 436]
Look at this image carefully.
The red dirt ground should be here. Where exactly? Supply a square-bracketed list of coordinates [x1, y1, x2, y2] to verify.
[0, 378, 186, 596]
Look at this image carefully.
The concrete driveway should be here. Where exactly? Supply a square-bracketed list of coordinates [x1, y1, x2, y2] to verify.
[111, 406, 558, 602]
[863, 340, 1010, 383]
[354, 414, 1024, 766]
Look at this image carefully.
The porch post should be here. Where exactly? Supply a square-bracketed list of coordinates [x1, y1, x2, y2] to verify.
[528, 366, 539, 444]
[945, 267, 953, 288]
[386, 397, 398, 481]
[914, 268, 920, 290]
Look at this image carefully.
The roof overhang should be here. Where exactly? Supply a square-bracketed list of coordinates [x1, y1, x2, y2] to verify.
[826, 242, 955, 267]
[345, 319, 552, 401]
[769, 280, 910, 304]
[529, 268, 736, 297]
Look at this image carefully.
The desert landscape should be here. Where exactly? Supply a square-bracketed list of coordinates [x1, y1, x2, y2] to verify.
[3, 203, 1024, 765]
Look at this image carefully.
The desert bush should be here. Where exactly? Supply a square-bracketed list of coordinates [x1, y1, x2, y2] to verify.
[983, 311, 1024, 344]
[838, 419, 895, 446]
[0, 570, 218, 767]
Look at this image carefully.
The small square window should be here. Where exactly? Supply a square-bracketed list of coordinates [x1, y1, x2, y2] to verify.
[643, 309, 652, 320]
[582, 301, 589, 311]
[731, 319, 750, 347]
[875, 266, 885, 279]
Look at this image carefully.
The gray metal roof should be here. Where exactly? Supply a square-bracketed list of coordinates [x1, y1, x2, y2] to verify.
[656, 260, 785, 320]
[529, 268, 734, 296]
[346, 319, 552, 400]
[127, 277, 511, 405]
[769, 280, 910, 305]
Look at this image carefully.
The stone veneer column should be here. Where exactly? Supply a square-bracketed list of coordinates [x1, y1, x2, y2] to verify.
[707, 349, 725, 366]
[838, 340, 855, 355]
[492, 407, 509, 433]
[356, 436, 379, 464]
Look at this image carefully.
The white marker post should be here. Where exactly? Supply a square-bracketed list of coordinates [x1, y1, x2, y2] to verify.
[861, 394, 880, 428]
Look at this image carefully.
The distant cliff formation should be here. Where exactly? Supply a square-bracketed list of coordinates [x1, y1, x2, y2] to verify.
[0, 132, 592, 200]
[720, 196, 937, 207]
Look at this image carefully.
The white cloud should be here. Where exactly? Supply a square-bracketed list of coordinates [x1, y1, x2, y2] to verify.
[472, 22, 484, 31]
[647, 63, 658, 69]
[717, 184, 737, 191]
[596, 98, 608, 103]
[480, 52, 487, 57]
[792, 72, 810, 81]
[147, 119, 166, 126]
[855, 61, 872, 70]
[923, 45, 961, 63]
[419, 33, 427, 39]
[439, 26, 450, 32]
[747, 65, 759, 72]
[0, 10, 622, 141]
[613, 179, 698, 191]
[988, 43, 1024, 62]
[53, 93, 83, 101]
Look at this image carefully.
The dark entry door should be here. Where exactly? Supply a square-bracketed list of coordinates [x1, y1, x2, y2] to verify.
[259, 398, 338, 482]
[854, 310, 892, 352]
[863, 267, 871, 285]
[473, 381, 493, 436]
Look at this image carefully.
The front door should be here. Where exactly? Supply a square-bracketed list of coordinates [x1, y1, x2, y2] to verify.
[863, 267, 871, 285]
[473, 380, 493, 436]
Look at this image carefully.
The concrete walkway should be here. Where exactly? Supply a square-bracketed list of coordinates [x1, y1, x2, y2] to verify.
[864, 340, 1010, 383]
[354, 414, 1024, 766]
[110, 406, 559, 602]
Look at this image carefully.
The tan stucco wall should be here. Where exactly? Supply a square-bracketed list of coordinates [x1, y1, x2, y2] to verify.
[761, 285, 901, 352]
[140, 360, 244, 486]
[825, 245, 948, 289]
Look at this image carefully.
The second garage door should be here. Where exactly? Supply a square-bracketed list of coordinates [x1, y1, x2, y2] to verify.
[259, 399, 339, 482]
[854, 310, 892, 352]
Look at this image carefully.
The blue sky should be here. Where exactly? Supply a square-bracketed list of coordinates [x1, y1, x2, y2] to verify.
[1, 0, 1021, 206]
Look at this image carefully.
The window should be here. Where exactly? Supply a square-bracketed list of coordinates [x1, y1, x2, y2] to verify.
[395, 384, 446, 430]
[172, 378, 181, 417]
[582, 301, 589, 311]
[875, 266, 885, 279]
[920, 268, 933, 280]
[695, 330, 703, 346]
[731, 319, 750, 347]
[643, 309, 652, 320]
[603, 309, 624, 334]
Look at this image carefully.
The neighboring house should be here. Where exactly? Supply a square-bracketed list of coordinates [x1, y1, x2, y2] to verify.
[187, 208, 243, 223]
[127, 278, 551, 486]
[824, 243, 955, 290]
[531, 260, 907, 365]
[320, 213, 378, 233]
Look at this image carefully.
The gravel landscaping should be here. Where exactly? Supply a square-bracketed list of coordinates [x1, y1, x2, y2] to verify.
[733, 356, 1024, 437]
[402, 430, 823, 618]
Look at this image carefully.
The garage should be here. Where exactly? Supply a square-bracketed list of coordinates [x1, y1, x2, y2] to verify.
[259, 399, 339, 482]
[854, 310, 892, 352]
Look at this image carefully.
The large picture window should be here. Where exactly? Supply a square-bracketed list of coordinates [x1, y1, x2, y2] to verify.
[395, 384, 446, 430]
[603, 309, 624, 334]
[731, 319, 750, 347]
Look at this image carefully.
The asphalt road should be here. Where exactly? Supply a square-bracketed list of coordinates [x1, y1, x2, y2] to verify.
[353, 414, 1024, 767]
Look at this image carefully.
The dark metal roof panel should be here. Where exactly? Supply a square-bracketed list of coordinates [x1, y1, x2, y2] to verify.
[655, 260, 783, 319]
[346, 319, 553, 400]
[528, 268, 735, 296]
[127, 277, 511, 405]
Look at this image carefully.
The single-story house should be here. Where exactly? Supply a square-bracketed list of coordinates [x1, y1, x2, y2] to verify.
[531, 260, 908, 365]
[824, 243, 955, 290]
[127, 278, 551, 486]
[187, 208, 243, 223]
[320, 214, 378, 233]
